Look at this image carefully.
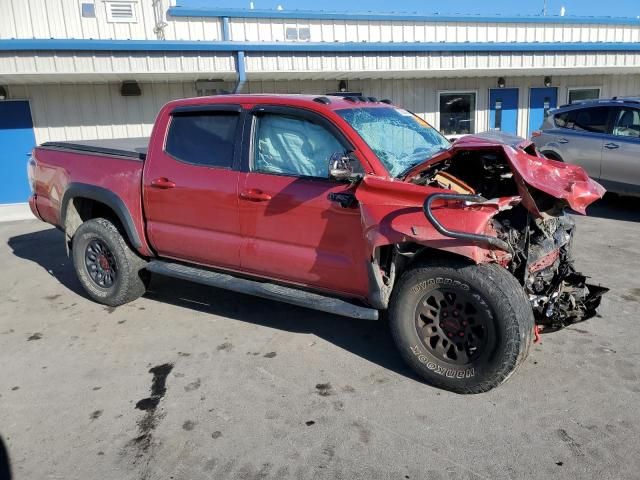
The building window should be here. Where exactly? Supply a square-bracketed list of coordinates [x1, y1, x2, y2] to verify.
[81, 2, 96, 18]
[439, 92, 476, 136]
[568, 88, 600, 104]
[284, 25, 311, 42]
[105, 0, 138, 23]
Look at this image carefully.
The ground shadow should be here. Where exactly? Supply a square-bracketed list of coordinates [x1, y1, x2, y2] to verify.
[0, 435, 11, 480]
[7, 228, 84, 296]
[585, 193, 640, 223]
[7, 228, 421, 383]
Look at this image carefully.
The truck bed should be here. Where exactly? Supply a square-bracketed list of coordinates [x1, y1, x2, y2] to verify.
[40, 137, 148, 160]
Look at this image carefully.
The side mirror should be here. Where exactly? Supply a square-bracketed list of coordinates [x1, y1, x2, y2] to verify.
[328, 152, 353, 181]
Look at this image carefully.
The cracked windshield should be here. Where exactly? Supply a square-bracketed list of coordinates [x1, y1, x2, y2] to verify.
[337, 107, 451, 177]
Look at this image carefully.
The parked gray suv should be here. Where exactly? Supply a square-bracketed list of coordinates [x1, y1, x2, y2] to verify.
[531, 97, 640, 196]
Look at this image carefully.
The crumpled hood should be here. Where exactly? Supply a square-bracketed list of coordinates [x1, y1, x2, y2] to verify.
[504, 144, 605, 214]
[404, 132, 605, 215]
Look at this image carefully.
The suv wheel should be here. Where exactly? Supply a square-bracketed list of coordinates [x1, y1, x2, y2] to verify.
[541, 151, 563, 162]
[388, 259, 534, 394]
[72, 218, 148, 307]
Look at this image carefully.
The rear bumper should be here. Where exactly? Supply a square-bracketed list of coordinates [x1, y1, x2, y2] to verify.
[28, 195, 43, 221]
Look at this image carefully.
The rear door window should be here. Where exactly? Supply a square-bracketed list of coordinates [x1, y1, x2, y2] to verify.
[165, 111, 239, 168]
[573, 107, 610, 134]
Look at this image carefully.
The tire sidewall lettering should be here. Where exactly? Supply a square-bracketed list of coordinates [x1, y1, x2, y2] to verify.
[410, 344, 475, 379]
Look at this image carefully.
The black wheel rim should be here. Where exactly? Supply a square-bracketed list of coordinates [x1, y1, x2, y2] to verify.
[84, 239, 117, 289]
[415, 287, 494, 366]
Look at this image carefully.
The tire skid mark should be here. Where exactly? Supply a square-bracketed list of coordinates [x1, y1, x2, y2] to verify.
[557, 428, 585, 457]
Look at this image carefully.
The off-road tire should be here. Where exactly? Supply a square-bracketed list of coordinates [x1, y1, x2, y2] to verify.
[71, 218, 148, 307]
[388, 259, 534, 394]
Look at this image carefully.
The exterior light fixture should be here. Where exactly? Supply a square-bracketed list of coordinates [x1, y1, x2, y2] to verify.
[544, 76, 552, 87]
[338, 80, 347, 92]
[120, 80, 141, 96]
[497, 77, 506, 88]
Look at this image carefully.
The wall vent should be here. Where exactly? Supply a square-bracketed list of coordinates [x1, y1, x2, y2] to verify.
[105, 1, 137, 23]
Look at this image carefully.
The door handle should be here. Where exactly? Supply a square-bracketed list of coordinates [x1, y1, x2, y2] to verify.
[557, 138, 569, 144]
[604, 142, 620, 150]
[239, 189, 272, 202]
[151, 177, 176, 189]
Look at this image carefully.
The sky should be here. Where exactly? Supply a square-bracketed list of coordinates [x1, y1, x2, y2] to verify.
[178, 0, 640, 18]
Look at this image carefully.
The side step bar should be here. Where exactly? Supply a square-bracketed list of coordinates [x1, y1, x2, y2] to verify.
[146, 260, 379, 321]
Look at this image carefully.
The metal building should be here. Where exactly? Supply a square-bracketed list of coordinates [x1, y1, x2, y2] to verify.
[2, 0, 640, 206]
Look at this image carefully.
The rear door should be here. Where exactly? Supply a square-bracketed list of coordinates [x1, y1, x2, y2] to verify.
[543, 106, 611, 179]
[143, 105, 244, 269]
[599, 106, 640, 195]
[238, 106, 370, 298]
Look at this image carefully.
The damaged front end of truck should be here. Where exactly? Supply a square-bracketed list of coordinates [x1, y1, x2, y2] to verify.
[357, 132, 608, 330]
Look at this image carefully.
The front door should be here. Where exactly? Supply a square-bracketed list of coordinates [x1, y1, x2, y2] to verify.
[0, 101, 37, 204]
[143, 105, 244, 269]
[489, 88, 518, 135]
[528, 87, 558, 137]
[238, 107, 370, 298]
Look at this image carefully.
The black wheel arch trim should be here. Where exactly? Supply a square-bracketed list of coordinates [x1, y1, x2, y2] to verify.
[61, 182, 143, 249]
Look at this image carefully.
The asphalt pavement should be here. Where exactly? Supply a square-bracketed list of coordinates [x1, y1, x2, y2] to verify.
[0, 195, 639, 480]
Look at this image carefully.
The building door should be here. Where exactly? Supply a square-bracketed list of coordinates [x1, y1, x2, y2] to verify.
[489, 88, 518, 135]
[528, 87, 558, 137]
[0, 101, 36, 204]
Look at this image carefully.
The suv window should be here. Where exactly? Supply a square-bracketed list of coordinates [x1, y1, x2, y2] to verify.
[554, 110, 576, 129]
[253, 113, 345, 178]
[165, 112, 239, 167]
[573, 107, 610, 134]
[613, 108, 640, 138]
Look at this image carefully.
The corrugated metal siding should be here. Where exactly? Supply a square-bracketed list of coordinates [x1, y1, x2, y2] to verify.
[7, 82, 199, 143]
[0, 51, 236, 82]
[7, 74, 640, 145]
[244, 74, 640, 139]
[229, 18, 640, 43]
[1, 0, 161, 40]
[2, 2, 638, 45]
[163, 17, 222, 40]
[244, 51, 640, 76]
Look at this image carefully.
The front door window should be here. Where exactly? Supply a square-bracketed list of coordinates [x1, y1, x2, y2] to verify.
[253, 113, 345, 178]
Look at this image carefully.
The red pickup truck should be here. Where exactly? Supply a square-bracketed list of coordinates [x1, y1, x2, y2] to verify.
[28, 94, 606, 393]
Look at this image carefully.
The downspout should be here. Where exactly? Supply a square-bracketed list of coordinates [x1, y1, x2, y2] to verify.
[234, 50, 246, 94]
[221, 16, 230, 41]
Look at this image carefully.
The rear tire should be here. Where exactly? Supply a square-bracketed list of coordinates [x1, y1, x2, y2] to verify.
[388, 259, 534, 394]
[72, 218, 148, 307]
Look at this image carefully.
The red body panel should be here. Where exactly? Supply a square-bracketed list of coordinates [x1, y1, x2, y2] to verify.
[30, 148, 153, 257]
[30, 94, 605, 304]
[404, 134, 605, 215]
[355, 175, 515, 264]
[238, 172, 370, 298]
[142, 105, 242, 269]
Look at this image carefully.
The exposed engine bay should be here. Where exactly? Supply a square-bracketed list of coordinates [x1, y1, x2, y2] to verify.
[410, 147, 608, 329]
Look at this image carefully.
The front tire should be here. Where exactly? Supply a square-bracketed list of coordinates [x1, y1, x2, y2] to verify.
[71, 218, 148, 307]
[388, 259, 534, 394]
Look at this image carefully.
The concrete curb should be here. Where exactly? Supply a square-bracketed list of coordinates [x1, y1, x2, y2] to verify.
[0, 203, 36, 222]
